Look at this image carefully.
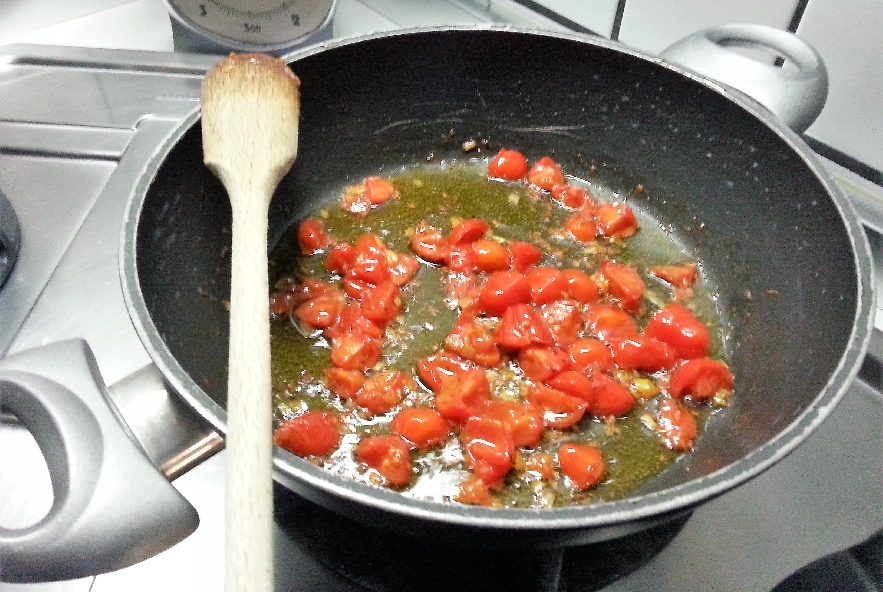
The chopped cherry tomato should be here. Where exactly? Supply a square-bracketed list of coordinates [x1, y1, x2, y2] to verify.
[433, 367, 491, 422]
[478, 270, 532, 316]
[527, 384, 588, 429]
[324, 303, 383, 339]
[449, 218, 489, 245]
[478, 400, 544, 447]
[599, 259, 645, 311]
[325, 242, 356, 274]
[297, 217, 333, 255]
[649, 262, 698, 288]
[655, 399, 698, 451]
[445, 243, 478, 272]
[324, 367, 365, 399]
[455, 475, 495, 506]
[356, 435, 412, 486]
[584, 304, 639, 340]
[560, 269, 600, 303]
[387, 252, 421, 285]
[558, 443, 606, 491]
[669, 358, 733, 400]
[546, 370, 595, 404]
[349, 233, 392, 288]
[363, 176, 397, 205]
[294, 277, 336, 302]
[550, 184, 593, 210]
[269, 291, 296, 317]
[609, 335, 676, 372]
[295, 294, 343, 329]
[564, 208, 598, 242]
[507, 241, 543, 272]
[355, 369, 414, 415]
[273, 411, 340, 457]
[527, 156, 565, 190]
[445, 270, 479, 303]
[411, 221, 449, 263]
[494, 304, 556, 350]
[461, 417, 515, 486]
[644, 302, 710, 360]
[417, 351, 476, 391]
[391, 408, 450, 448]
[526, 267, 567, 305]
[586, 374, 634, 417]
[488, 148, 529, 181]
[568, 338, 614, 374]
[471, 239, 510, 272]
[518, 346, 570, 382]
[539, 299, 583, 346]
[595, 202, 638, 239]
[360, 281, 402, 327]
[524, 452, 557, 480]
[444, 312, 501, 367]
[330, 332, 382, 371]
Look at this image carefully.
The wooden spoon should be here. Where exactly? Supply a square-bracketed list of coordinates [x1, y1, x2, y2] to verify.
[201, 53, 300, 592]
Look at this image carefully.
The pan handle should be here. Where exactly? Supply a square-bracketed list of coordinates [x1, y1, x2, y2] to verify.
[0, 340, 199, 582]
[660, 23, 828, 133]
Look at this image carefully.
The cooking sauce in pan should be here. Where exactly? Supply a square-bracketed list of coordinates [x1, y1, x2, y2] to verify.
[267, 152, 733, 508]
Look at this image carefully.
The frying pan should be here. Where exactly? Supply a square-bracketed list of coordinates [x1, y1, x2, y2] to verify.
[0, 26, 874, 579]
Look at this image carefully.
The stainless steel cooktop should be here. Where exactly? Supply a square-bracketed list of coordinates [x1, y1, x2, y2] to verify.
[0, 37, 881, 592]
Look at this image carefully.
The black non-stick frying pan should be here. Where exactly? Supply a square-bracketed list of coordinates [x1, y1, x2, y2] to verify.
[1, 25, 874, 579]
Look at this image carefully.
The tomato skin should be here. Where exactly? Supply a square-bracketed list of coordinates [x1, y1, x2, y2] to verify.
[478, 271, 532, 317]
[478, 400, 544, 447]
[568, 338, 614, 374]
[295, 294, 343, 329]
[461, 417, 516, 486]
[669, 358, 733, 400]
[558, 443, 606, 491]
[610, 335, 676, 372]
[599, 259, 645, 311]
[488, 148, 529, 181]
[539, 299, 583, 346]
[584, 304, 639, 341]
[411, 221, 449, 263]
[391, 408, 451, 448]
[449, 218, 489, 245]
[355, 369, 414, 415]
[444, 312, 501, 367]
[417, 351, 476, 391]
[359, 281, 402, 327]
[655, 399, 698, 451]
[563, 209, 599, 243]
[518, 346, 570, 382]
[298, 217, 333, 255]
[595, 202, 638, 239]
[546, 370, 595, 404]
[586, 374, 635, 417]
[644, 302, 710, 360]
[330, 332, 382, 371]
[507, 241, 543, 272]
[356, 435, 412, 486]
[527, 384, 588, 429]
[325, 242, 356, 274]
[527, 156, 566, 190]
[273, 411, 341, 457]
[649, 263, 698, 287]
[324, 367, 365, 399]
[494, 304, 556, 350]
[560, 269, 600, 304]
[551, 184, 593, 210]
[526, 267, 567, 305]
[434, 367, 492, 422]
[471, 239, 510, 272]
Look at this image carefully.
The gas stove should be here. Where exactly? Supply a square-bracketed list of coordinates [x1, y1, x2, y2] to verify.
[1, 18, 881, 592]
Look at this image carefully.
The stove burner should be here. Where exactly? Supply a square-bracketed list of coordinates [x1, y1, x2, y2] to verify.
[273, 485, 690, 592]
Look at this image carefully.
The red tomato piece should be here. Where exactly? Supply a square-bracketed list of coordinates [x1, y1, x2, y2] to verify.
[330, 332, 382, 371]
[644, 302, 710, 360]
[455, 475, 496, 507]
[550, 184, 594, 210]
[294, 278, 336, 302]
[649, 262, 698, 288]
[434, 367, 492, 422]
[609, 335, 676, 372]
[507, 240, 543, 272]
[584, 304, 639, 341]
[444, 312, 501, 367]
[325, 242, 356, 274]
[563, 208, 599, 243]
[297, 217, 333, 255]
[363, 176, 397, 205]
[356, 434, 412, 486]
[560, 269, 600, 303]
[524, 452, 557, 481]
[517, 346, 571, 382]
[471, 239, 510, 272]
[269, 291, 296, 317]
[355, 369, 414, 415]
[526, 384, 587, 429]
[360, 281, 402, 327]
[488, 148, 529, 181]
[461, 417, 516, 486]
[295, 294, 344, 329]
[478, 270, 532, 316]
[494, 304, 556, 350]
[324, 303, 384, 340]
[599, 259, 645, 311]
[324, 367, 365, 400]
[273, 410, 341, 457]
[595, 202, 638, 239]
[539, 299, 583, 346]
[445, 270, 479, 304]
[527, 156, 565, 190]
[416, 351, 476, 391]
[568, 338, 614, 374]
[349, 233, 391, 288]
[546, 370, 595, 404]
[391, 408, 451, 448]
[586, 374, 635, 417]
[478, 400, 544, 447]
[526, 267, 567, 305]
[669, 358, 733, 401]
[445, 243, 478, 272]
[387, 252, 421, 286]
[655, 399, 698, 451]
[449, 218, 489, 245]
[410, 221, 449, 263]
[558, 443, 606, 491]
